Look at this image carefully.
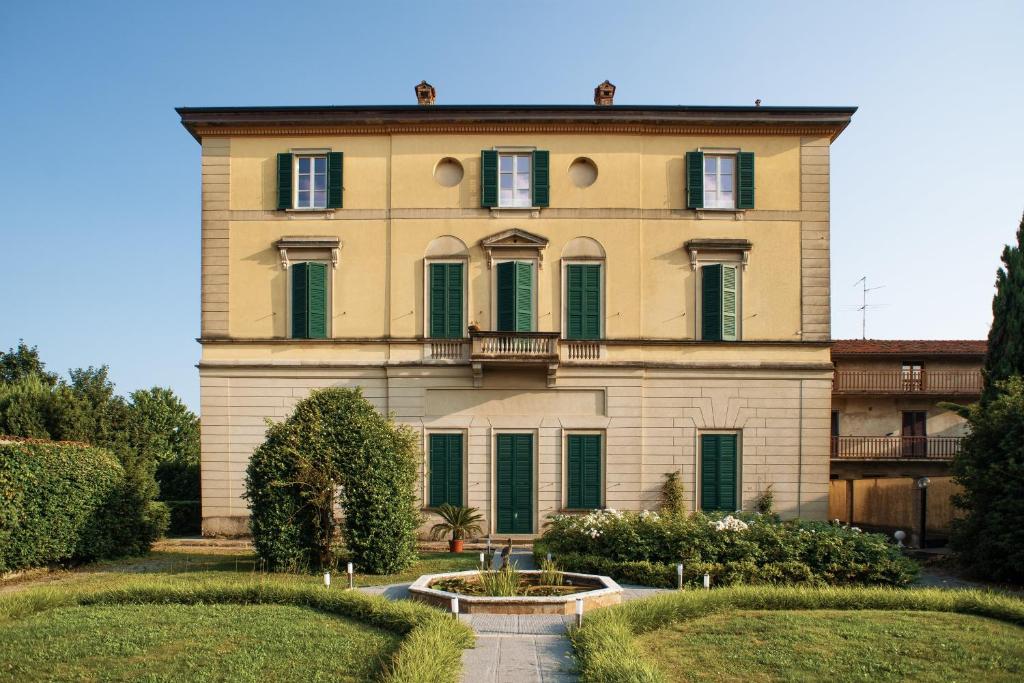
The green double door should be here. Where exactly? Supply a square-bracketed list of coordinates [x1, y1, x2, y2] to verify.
[701, 434, 738, 511]
[496, 434, 533, 534]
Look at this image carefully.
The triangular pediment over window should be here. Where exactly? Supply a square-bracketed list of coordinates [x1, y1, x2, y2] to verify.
[480, 228, 550, 268]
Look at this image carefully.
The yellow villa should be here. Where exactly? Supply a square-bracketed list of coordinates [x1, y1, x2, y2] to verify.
[177, 83, 856, 537]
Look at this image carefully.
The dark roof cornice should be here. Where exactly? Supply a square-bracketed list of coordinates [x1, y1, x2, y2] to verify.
[176, 104, 856, 142]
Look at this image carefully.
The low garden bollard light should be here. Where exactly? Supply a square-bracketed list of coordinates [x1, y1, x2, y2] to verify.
[894, 529, 906, 547]
[546, 552, 552, 563]
[323, 572, 331, 588]
[451, 596, 459, 618]
[347, 562, 354, 589]
[677, 563, 684, 589]
[575, 598, 584, 628]
[703, 573, 711, 590]
[479, 552, 485, 570]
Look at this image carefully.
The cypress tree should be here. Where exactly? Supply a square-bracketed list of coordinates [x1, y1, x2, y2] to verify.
[983, 212, 1024, 401]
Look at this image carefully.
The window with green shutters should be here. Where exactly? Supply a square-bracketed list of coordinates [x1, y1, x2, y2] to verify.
[685, 151, 754, 210]
[701, 263, 738, 341]
[291, 262, 328, 339]
[565, 264, 601, 340]
[496, 261, 533, 332]
[701, 433, 738, 511]
[496, 433, 533, 534]
[480, 149, 549, 208]
[277, 152, 343, 210]
[428, 262, 464, 338]
[566, 434, 602, 509]
[428, 433, 463, 508]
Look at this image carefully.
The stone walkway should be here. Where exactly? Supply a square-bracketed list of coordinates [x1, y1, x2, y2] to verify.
[357, 548, 669, 682]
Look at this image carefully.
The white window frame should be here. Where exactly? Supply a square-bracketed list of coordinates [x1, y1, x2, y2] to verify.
[498, 152, 533, 208]
[294, 154, 328, 210]
[560, 259, 605, 340]
[490, 258, 538, 332]
[285, 258, 333, 339]
[422, 257, 470, 339]
[702, 154, 737, 210]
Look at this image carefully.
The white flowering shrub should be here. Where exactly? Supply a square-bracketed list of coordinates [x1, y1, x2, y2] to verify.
[537, 509, 916, 588]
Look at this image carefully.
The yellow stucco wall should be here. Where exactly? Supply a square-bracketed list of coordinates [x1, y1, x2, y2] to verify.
[222, 132, 806, 346]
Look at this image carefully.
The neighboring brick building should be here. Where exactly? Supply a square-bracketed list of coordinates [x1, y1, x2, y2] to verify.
[177, 86, 855, 536]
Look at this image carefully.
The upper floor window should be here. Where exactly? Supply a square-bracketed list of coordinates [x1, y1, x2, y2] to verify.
[428, 262, 465, 338]
[480, 150, 550, 209]
[701, 263, 739, 341]
[296, 155, 327, 209]
[703, 155, 736, 209]
[495, 260, 534, 332]
[500, 153, 532, 208]
[686, 151, 755, 211]
[276, 152, 343, 210]
[565, 263, 602, 340]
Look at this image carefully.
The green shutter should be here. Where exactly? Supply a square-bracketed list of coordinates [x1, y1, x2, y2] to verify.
[532, 150, 550, 207]
[496, 261, 516, 331]
[429, 263, 464, 339]
[566, 264, 601, 340]
[327, 152, 343, 209]
[686, 151, 704, 209]
[277, 153, 293, 210]
[291, 262, 307, 337]
[702, 264, 723, 341]
[701, 434, 738, 511]
[292, 262, 327, 339]
[721, 265, 737, 341]
[481, 150, 498, 207]
[736, 151, 754, 209]
[307, 262, 327, 339]
[496, 434, 533, 534]
[429, 434, 463, 507]
[567, 435, 602, 509]
[515, 261, 533, 332]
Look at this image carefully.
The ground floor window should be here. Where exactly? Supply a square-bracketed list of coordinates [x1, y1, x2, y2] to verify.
[428, 433, 463, 507]
[701, 433, 738, 511]
[566, 434, 602, 509]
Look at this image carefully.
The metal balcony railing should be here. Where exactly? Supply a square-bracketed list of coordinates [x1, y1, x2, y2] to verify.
[830, 435, 963, 460]
[832, 370, 982, 395]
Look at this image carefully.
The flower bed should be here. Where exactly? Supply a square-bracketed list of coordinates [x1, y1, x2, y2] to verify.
[535, 510, 917, 587]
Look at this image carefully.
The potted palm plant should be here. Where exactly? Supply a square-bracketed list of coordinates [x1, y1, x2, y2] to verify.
[429, 504, 484, 552]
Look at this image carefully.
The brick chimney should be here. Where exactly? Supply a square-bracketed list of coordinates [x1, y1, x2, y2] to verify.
[415, 80, 436, 106]
[594, 80, 616, 106]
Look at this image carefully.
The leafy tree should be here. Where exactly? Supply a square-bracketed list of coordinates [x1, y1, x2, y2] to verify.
[950, 377, 1024, 583]
[245, 387, 420, 574]
[983, 213, 1024, 401]
[0, 340, 57, 386]
[127, 387, 200, 501]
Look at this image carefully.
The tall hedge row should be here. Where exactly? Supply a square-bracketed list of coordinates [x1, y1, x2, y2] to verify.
[0, 440, 166, 573]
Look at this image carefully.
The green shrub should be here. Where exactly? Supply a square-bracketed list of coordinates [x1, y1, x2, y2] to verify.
[0, 440, 165, 572]
[660, 472, 685, 514]
[571, 586, 1024, 682]
[164, 500, 201, 536]
[537, 509, 916, 587]
[245, 388, 420, 575]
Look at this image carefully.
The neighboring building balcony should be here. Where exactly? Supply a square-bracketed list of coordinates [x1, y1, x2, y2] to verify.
[832, 370, 983, 396]
[830, 435, 963, 461]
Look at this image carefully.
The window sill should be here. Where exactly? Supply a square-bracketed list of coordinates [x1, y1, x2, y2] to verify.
[283, 208, 336, 215]
[490, 207, 541, 218]
[695, 208, 746, 220]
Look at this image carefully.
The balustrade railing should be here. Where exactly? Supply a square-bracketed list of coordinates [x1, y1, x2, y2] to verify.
[830, 435, 962, 460]
[832, 370, 982, 395]
[470, 331, 559, 360]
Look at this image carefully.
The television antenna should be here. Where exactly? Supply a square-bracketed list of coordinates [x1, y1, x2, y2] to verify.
[854, 276, 885, 339]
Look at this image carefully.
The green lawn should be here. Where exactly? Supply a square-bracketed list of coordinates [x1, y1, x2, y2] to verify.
[638, 609, 1024, 683]
[0, 603, 398, 683]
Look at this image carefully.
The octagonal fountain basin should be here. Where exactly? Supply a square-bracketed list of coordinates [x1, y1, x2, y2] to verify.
[408, 570, 622, 615]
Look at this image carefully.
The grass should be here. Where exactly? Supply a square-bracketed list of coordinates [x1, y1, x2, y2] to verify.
[0, 603, 397, 682]
[570, 586, 1024, 683]
[0, 572, 475, 683]
[638, 609, 1024, 683]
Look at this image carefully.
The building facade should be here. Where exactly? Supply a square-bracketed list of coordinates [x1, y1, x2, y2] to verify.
[178, 93, 855, 537]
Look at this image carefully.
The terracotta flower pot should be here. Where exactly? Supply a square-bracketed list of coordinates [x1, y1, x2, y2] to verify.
[449, 539, 464, 553]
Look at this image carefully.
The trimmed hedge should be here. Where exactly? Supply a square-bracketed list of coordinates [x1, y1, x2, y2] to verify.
[0, 578, 475, 683]
[0, 440, 164, 573]
[570, 586, 1024, 682]
[536, 510, 917, 587]
[164, 500, 201, 536]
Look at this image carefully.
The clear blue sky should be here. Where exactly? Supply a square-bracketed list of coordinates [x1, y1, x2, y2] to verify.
[2, 1, 1022, 410]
